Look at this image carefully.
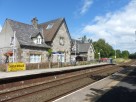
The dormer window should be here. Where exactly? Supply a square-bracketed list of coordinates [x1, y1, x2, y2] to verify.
[33, 35, 42, 44]
[37, 38, 42, 44]
[37, 35, 42, 44]
[46, 23, 54, 29]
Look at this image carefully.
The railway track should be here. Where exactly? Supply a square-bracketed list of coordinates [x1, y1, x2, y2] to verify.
[0, 64, 123, 102]
[0, 66, 121, 102]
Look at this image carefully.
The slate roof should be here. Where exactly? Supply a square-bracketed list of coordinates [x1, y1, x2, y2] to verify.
[39, 18, 64, 42]
[71, 39, 82, 53]
[71, 39, 92, 53]
[6, 18, 65, 48]
[78, 43, 91, 53]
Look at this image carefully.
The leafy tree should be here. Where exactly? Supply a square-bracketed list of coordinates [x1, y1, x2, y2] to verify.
[93, 39, 114, 59]
[88, 39, 92, 43]
[82, 35, 87, 43]
[116, 50, 122, 58]
[122, 50, 129, 59]
[81, 37, 130, 59]
[81, 35, 92, 43]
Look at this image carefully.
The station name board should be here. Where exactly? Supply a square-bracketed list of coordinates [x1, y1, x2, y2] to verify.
[7, 63, 26, 72]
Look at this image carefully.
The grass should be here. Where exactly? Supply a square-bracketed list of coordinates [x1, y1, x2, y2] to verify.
[114, 58, 131, 64]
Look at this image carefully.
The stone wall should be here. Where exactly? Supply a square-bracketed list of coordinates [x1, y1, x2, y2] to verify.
[52, 22, 71, 62]
[87, 45, 95, 61]
[21, 48, 48, 63]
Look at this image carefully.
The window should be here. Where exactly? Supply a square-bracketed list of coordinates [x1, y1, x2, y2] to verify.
[46, 23, 54, 29]
[33, 35, 42, 44]
[37, 35, 42, 44]
[37, 38, 42, 44]
[30, 54, 41, 63]
[59, 37, 65, 46]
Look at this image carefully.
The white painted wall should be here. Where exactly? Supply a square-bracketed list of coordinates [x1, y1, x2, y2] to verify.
[0, 20, 21, 63]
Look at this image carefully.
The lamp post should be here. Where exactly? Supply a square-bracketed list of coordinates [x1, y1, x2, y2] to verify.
[98, 52, 100, 60]
[75, 39, 76, 60]
[115, 41, 116, 59]
[98, 49, 102, 60]
[115, 50, 116, 59]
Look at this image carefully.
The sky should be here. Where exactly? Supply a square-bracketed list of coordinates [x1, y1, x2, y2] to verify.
[0, 0, 136, 53]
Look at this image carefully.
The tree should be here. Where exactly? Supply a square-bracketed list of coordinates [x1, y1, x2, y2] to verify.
[47, 48, 53, 68]
[122, 50, 129, 59]
[81, 35, 87, 43]
[129, 53, 136, 59]
[93, 39, 114, 59]
[116, 50, 122, 58]
[92, 39, 130, 59]
[88, 38, 92, 43]
[81, 35, 92, 43]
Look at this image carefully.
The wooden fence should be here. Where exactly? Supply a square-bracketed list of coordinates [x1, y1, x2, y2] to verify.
[0, 60, 98, 72]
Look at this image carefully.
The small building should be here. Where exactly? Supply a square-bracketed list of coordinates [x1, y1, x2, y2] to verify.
[71, 39, 95, 61]
[0, 18, 71, 63]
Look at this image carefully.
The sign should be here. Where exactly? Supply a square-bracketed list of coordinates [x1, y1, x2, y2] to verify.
[7, 63, 26, 72]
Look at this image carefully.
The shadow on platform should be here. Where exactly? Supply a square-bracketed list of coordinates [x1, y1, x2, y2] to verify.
[86, 66, 136, 102]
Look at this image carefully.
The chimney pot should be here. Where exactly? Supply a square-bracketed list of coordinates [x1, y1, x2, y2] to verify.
[31, 17, 38, 29]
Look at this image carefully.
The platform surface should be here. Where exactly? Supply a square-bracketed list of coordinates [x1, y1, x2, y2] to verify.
[0, 63, 108, 79]
[53, 66, 136, 102]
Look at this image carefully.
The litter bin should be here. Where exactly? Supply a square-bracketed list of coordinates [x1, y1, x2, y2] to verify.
[109, 58, 112, 64]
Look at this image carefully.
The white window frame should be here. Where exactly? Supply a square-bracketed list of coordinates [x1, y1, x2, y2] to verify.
[30, 54, 41, 63]
[33, 35, 42, 44]
[37, 35, 42, 44]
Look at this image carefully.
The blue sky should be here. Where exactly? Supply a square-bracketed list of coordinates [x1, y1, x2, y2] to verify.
[0, 0, 136, 53]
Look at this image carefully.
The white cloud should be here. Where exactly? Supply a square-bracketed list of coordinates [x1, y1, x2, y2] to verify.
[0, 25, 2, 32]
[74, 0, 93, 16]
[80, 0, 93, 15]
[82, 0, 136, 53]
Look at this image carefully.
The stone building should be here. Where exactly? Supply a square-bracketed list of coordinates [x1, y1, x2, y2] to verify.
[0, 18, 71, 63]
[71, 39, 95, 61]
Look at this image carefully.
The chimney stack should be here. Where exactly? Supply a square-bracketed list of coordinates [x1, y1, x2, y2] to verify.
[31, 17, 38, 29]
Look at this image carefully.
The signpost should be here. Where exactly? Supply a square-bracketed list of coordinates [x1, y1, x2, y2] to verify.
[7, 63, 26, 72]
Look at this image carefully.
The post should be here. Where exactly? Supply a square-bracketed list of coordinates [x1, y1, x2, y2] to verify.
[115, 41, 116, 59]
[98, 49, 102, 60]
[115, 50, 116, 59]
[13, 31, 16, 62]
[75, 40, 76, 59]
[75, 40, 77, 65]
[98, 52, 100, 60]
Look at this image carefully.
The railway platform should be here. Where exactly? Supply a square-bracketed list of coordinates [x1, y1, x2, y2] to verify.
[0, 63, 109, 80]
[53, 65, 136, 102]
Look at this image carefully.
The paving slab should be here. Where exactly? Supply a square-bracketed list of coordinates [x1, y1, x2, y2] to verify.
[53, 75, 118, 102]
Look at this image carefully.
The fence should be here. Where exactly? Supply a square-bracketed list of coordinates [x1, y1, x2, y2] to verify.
[0, 60, 108, 72]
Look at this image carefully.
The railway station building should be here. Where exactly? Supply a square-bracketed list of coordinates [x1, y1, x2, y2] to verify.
[0, 17, 95, 64]
[0, 17, 71, 63]
[71, 39, 95, 61]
